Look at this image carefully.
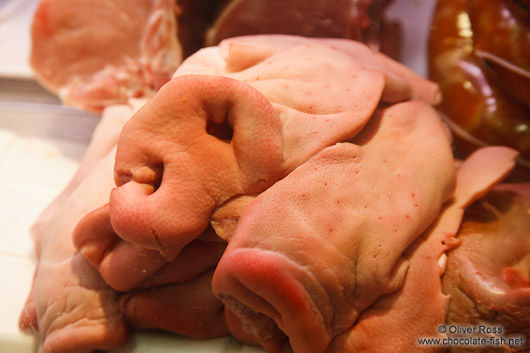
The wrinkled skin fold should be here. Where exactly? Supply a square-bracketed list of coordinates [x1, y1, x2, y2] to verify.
[327, 146, 519, 353]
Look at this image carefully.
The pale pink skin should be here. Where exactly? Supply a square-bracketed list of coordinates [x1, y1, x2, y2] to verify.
[30, 0, 181, 112]
[73, 35, 441, 291]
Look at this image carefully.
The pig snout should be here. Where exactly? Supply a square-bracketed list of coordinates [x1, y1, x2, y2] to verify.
[109, 75, 285, 257]
[214, 248, 333, 353]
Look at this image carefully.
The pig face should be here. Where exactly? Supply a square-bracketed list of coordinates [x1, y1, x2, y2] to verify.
[70, 35, 453, 352]
[212, 100, 457, 352]
[67, 35, 521, 353]
[76, 35, 441, 269]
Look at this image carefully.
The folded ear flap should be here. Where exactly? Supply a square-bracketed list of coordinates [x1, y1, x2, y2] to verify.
[453, 146, 519, 208]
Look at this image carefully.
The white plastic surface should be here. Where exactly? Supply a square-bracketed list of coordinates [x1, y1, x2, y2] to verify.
[0, 0, 435, 352]
[0, 0, 37, 78]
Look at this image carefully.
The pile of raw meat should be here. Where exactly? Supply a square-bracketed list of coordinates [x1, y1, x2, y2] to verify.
[19, 1, 530, 353]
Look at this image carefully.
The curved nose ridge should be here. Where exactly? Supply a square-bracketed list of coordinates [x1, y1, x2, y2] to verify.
[110, 75, 285, 256]
[212, 248, 332, 353]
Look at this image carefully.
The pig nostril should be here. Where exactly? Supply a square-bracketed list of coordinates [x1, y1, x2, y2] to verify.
[207, 118, 234, 142]
[152, 164, 163, 191]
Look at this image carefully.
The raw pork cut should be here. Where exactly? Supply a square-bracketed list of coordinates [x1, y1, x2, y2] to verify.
[29, 0, 402, 113]
[24, 34, 525, 353]
[30, 0, 182, 112]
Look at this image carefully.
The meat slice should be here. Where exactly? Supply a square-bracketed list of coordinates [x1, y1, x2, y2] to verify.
[30, 0, 182, 112]
[212, 100, 456, 353]
[120, 269, 229, 339]
[442, 183, 530, 352]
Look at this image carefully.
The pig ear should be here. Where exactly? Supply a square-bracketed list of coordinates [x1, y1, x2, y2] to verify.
[453, 146, 519, 208]
[229, 43, 386, 169]
[320, 39, 441, 104]
[110, 75, 285, 256]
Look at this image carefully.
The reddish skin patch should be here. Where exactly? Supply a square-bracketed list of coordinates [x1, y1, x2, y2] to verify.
[503, 267, 529, 288]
